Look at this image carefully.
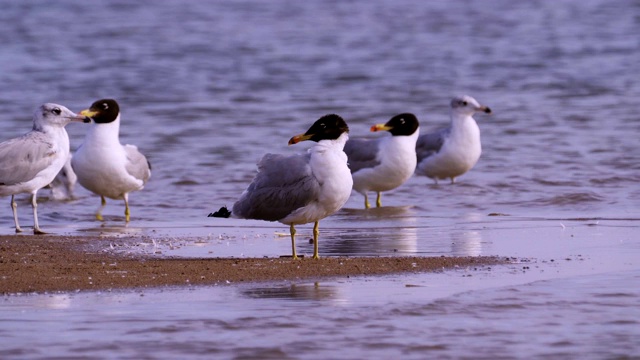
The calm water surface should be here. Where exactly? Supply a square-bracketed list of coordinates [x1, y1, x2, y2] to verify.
[0, 0, 639, 358]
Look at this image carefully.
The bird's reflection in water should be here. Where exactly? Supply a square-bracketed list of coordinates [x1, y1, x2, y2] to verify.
[77, 224, 142, 235]
[242, 283, 345, 304]
[29, 294, 73, 310]
[311, 206, 420, 256]
[450, 230, 484, 256]
[339, 205, 416, 221]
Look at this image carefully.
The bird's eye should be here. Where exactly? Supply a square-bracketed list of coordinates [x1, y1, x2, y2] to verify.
[320, 123, 326, 128]
[52, 107, 61, 115]
[400, 118, 405, 124]
[103, 103, 109, 110]
[461, 101, 468, 106]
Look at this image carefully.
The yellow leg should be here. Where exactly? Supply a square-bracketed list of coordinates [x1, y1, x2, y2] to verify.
[376, 192, 382, 208]
[11, 195, 22, 233]
[290, 224, 299, 260]
[364, 194, 370, 209]
[124, 193, 130, 222]
[96, 196, 106, 221]
[312, 221, 320, 259]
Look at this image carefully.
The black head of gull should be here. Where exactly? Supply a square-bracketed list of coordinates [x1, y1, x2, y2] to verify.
[345, 113, 421, 208]
[210, 114, 352, 259]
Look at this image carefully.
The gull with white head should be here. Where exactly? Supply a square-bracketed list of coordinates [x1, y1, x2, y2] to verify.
[0, 104, 89, 233]
[415, 95, 491, 184]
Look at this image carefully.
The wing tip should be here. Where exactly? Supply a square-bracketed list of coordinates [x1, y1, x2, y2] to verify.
[208, 206, 232, 218]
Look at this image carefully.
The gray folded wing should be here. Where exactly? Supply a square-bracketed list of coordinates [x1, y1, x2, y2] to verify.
[232, 153, 321, 222]
[343, 138, 381, 173]
[124, 144, 151, 184]
[0, 132, 56, 186]
[416, 127, 450, 162]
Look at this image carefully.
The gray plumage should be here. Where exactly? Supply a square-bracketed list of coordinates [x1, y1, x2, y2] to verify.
[124, 144, 151, 183]
[1, 103, 88, 233]
[232, 153, 321, 221]
[48, 155, 77, 200]
[215, 114, 352, 259]
[343, 138, 382, 173]
[72, 98, 151, 222]
[415, 95, 490, 183]
[416, 127, 450, 163]
[0, 132, 56, 187]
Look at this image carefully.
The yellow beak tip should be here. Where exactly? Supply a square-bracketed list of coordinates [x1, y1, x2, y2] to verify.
[370, 124, 390, 132]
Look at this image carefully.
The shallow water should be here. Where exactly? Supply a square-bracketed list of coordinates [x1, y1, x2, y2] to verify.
[1, 0, 639, 358]
[2, 221, 639, 359]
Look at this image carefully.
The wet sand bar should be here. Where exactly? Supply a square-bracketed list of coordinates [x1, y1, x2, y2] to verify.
[0, 235, 503, 294]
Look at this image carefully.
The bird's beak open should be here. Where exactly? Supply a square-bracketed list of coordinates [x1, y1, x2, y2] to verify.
[288, 133, 313, 145]
[371, 124, 393, 132]
[478, 105, 492, 114]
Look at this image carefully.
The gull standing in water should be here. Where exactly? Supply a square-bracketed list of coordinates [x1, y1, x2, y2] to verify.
[0, 104, 89, 233]
[72, 99, 151, 222]
[415, 95, 491, 184]
[344, 113, 420, 208]
[210, 114, 352, 259]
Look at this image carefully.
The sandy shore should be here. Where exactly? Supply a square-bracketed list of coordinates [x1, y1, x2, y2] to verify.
[1, 235, 504, 294]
